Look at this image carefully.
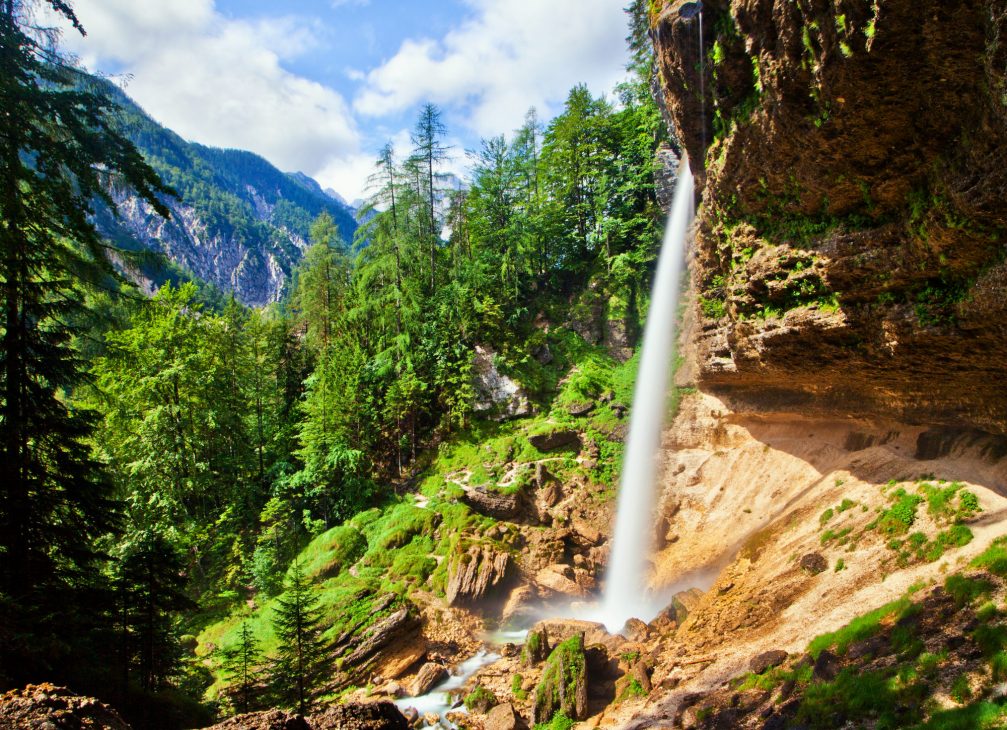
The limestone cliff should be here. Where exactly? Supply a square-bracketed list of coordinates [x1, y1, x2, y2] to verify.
[652, 0, 1007, 433]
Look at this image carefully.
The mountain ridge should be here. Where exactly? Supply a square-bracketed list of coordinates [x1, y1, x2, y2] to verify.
[90, 75, 358, 307]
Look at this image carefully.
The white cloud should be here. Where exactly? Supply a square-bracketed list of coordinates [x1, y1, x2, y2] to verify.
[354, 0, 629, 137]
[57, 0, 364, 192]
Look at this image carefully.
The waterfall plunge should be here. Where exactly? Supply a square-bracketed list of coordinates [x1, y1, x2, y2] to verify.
[600, 162, 695, 632]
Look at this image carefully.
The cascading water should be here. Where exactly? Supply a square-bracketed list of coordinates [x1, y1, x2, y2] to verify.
[600, 162, 695, 632]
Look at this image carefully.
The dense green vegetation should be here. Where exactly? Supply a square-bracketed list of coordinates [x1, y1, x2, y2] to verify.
[0, 1, 667, 725]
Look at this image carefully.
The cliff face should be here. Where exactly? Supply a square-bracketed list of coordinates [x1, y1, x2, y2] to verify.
[652, 0, 1007, 433]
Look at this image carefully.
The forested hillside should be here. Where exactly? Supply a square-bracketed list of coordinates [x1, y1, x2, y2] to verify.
[0, 1, 670, 726]
[89, 76, 359, 307]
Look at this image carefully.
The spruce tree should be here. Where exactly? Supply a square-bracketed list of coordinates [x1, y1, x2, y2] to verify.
[268, 560, 330, 714]
[217, 621, 263, 714]
[0, 0, 168, 684]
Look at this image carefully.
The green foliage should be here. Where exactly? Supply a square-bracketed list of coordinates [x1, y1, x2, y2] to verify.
[533, 711, 576, 730]
[944, 574, 995, 607]
[512, 673, 528, 700]
[464, 685, 498, 712]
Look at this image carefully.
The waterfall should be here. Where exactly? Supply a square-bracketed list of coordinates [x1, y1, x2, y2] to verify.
[600, 162, 695, 632]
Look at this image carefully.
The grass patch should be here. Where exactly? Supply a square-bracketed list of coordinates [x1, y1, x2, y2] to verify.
[944, 574, 995, 607]
[808, 596, 914, 659]
[971, 537, 1007, 577]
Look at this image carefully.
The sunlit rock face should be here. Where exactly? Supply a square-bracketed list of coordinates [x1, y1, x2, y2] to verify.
[652, 0, 1007, 433]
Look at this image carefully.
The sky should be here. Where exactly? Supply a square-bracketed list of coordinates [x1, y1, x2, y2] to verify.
[53, 0, 632, 202]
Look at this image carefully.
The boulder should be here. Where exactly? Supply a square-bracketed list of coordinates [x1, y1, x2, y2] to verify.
[620, 618, 650, 642]
[0, 684, 132, 730]
[376, 638, 427, 679]
[312, 702, 410, 730]
[799, 553, 828, 575]
[529, 430, 582, 453]
[472, 345, 531, 420]
[535, 564, 587, 597]
[465, 686, 499, 714]
[531, 634, 589, 723]
[446, 545, 511, 606]
[567, 401, 594, 417]
[749, 650, 789, 675]
[344, 608, 420, 667]
[812, 650, 841, 681]
[411, 662, 449, 697]
[461, 486, 524, 520]
[484, 703, 526, 730]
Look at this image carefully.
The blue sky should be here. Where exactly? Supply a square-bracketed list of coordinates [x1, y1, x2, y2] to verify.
[56, 0, 631, 201]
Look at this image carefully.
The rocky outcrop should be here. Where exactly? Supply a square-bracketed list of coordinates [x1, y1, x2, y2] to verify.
[311, 702, 410, 730]
[472, 345, 532, 420]
[531, 634, 589, 724]
[446, 545, 511, 606]
[205, 710, 309, 730]
[651, 0, 1007, 433]
[344, 608, 420, 667]
[528, 429, 582, 453]
[205, 703, 408, 730]
[0, 684, 131, 730]
[461, 486, 525, 521]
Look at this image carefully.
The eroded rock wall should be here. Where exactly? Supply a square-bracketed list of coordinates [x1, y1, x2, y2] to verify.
[652, 0, 1007, 432]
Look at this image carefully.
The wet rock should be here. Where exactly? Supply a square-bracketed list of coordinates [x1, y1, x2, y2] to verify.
[799, 553, 828, 575]
[529, 429, 582, 452]
[484, 703, 526, 730]
[531, 634, 589, 723]
[446, 545, 511, 606]
[749, 650, 789, 675]
[423, 712, 441, 726]
[411, 662, 449, 697]
[345, 608, 420, 667]
[472, 345, 532, 420]
[0, 684, 132, 730]
[567, 401, 594, 417]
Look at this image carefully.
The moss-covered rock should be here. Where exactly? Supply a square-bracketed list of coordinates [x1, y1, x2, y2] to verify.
[531, 634, 588, 724]
[521, 629, 550, 667]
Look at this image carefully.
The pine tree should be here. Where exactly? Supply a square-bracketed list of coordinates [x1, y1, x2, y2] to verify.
[0, 0, 168, 684]
[268, 560, 330, 714]
[117, 529, 195, 692]
[217, 621, 263, 714]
